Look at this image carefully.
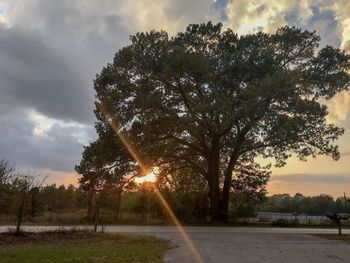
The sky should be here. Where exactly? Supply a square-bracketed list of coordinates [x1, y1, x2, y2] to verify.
[0, 0, 349, 197]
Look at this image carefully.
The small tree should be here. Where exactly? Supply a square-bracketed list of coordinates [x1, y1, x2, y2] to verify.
[75, 128, 138, 222]
[12, 173, 46, 234]
[0, 159, 15, 184]
[0, 159, 15, 215]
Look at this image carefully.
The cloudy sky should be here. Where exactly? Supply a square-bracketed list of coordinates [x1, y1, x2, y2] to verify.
[0, 0, 349, 197]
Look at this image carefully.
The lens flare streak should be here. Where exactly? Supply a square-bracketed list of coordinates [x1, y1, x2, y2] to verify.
[96, 102, 145, 168]
[97, 102, 204, 263]
[154, 190, 204, 263]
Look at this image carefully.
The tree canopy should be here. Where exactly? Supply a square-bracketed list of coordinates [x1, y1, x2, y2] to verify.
[91, 22, 349, 222]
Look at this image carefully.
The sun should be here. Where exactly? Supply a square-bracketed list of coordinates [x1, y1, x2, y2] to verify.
[134, 167, 160, 184]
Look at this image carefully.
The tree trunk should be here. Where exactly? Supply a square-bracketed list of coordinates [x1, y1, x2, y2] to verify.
[115, 190, 122, 222]
[209, 181, 223, 222]
[94, 208, 99, 232]
[16, 188, 27, 234]
[220, 153, 239, 223]
[207, 136, 225, 222]
[196, 193, 208, 222]
[87, 190, 95, 221]
[207, 137, 241, 223]
[30, 188, 39, 217]
[219, 176, 232, 223]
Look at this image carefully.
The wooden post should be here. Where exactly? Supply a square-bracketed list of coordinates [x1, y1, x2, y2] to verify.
[337, 219, 342, 236]
[94, 208, 99, 233]
[344, 193, 348, 212]
[16, 180, 28, 235]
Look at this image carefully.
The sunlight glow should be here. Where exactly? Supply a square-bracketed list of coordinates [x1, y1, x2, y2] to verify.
[134, 167, 159, 184]
[0, 3, 10, 27]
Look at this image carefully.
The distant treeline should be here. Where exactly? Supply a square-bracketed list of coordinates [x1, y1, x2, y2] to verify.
[2, 160, 348, 224]
[1, 182, 348, 224]
[258, 193, 350, 215]
[0, 182, 87, 219]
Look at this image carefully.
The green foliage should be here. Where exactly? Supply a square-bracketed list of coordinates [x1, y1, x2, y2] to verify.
[84, 22, 350, 223]
[230, 192, 264, 220]
[74, 117, 139, 221]
[92, 22, 350, 221]
[0, 175, 87, 222]
[75, 133, 135, 192]
[0, 159, 15, 214]
[37, 184, 86, 213]
[259, 193, 346, 215]
[157, 168, 210, 222]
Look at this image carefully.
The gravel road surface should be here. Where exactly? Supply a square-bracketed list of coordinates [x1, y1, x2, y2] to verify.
[2, 226, 349, 262]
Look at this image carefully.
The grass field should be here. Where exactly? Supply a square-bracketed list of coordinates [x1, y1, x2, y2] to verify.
[0, 230, 170, 263]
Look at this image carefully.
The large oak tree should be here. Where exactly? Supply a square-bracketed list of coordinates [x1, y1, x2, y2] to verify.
[93, 22, 349, 222]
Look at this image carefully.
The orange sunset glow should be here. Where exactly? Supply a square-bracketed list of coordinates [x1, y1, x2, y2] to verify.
[134, 167, 160, 184]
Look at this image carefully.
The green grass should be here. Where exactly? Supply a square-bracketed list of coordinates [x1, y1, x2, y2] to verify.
[0, 230, 170, 263]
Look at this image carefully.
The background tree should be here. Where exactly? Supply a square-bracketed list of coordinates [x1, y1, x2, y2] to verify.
[12, 173, 45, 234]
[75, 128, 138, 221]
[93, 22, 350, 222]
[155, 166, 209, 222]
[258, 193, 342, 215]
[0, 159, 15, 215]
[34, 184, 83, 215]
[0, 159, 15, 184]
[0, 159, 88, 224]
[230, 163, 270, 219]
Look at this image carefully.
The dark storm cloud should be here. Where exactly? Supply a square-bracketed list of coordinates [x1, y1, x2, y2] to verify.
[0, 110, 89, 172]
[0, 0, 212, 124]
[0, 1, 134, 124]
[0, 0, 211, 175]
[0, 1, 130, 173]
[0, 27, 93, 123]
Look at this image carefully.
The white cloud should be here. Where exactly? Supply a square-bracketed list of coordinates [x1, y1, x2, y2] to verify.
[29, 110, 95, 144]
[0, 2, 10, 26]
[117, 0, 212, 36]
[315, 0, 350, 124]
[223, 0, 313, 34]
[326, 91, 350, 124]
[222, 0, 350, 125]
[29, 111, 53, 137]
